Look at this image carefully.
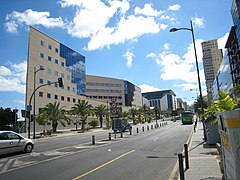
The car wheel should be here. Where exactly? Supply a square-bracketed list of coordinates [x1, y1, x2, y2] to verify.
[25, 143, 33, 153]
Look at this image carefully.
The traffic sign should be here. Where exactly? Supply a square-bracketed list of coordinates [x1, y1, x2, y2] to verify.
[111, 103, 117, 109]
[111, 97, 117, 102]
[27, 105, 32, 111]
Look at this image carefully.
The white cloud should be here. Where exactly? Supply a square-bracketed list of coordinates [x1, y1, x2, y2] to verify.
[192, 17, 205, 28]
[86, 15, 161, 50]
[163, 43, 170, 50]
[139, 84, 161, 93]
[168, 4, 181, 11]
[122, 50, 135, 68]
[146, 39, 206, 85]
[4, 9, 66, 33]
[218, 32, 229, 51]
[0, 66, 12, 76]
[0, 61, 27, 93]
[134, 3, 164, 17]
[173, 83, 198, 91]
[146, 52, 157, 58]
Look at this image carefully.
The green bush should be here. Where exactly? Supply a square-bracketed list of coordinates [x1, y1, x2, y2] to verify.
[88, 120, 99, 128]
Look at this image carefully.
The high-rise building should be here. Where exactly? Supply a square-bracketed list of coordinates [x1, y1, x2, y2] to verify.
[231, 0, 240, 46]
[202, 39, 223, 101]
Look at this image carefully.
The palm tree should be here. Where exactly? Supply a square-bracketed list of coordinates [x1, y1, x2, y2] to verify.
[71, 100, 93, 132]
[42, 101, 70, 133]
[94, 104, 107, 128]
[129, 108, 138, 124]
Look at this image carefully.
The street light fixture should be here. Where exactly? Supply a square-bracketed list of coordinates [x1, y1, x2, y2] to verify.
[169, 21, 204, 117]
[33, 66, 45, 139]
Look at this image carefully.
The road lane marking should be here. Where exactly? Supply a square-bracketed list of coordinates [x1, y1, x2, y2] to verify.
[72, 150, 135, 180]
[153, 138, 159, 141]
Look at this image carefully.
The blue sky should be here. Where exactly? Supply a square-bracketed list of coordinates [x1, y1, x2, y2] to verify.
[0, 0, 233, 112]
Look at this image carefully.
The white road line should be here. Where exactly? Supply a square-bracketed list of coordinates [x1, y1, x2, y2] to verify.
[1, 159, 13, 173]
[153, 138, 159, 141]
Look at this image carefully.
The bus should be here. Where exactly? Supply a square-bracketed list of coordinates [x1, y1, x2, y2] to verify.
[181, 111, 194, 125]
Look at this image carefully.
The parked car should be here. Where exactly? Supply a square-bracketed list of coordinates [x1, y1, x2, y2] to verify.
[0, 131, 34, 156]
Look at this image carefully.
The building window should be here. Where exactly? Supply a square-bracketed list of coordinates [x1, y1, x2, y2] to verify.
[39, 92, 43, 97]
[61, 96, 64, 101]
[54, 95, 58, 100]
[67, 97, 70, 102]
[67, 86, 70, 91]
[54, 71, 58, 76]
[48, 44, 52, 50]
[48, 56, 51, 61]
[61, 62, 64, 67]
[54, 82, 58, 88]
[40, 65, 44, 70]
[40, 40, 45, 46]
[47, 80, 51, 85]
[39, 78, 44, 84]
[47, 68, 51, 74]
[55, 59, 58, 64]
[72, 87, 75, 92]
[67, 75, 70, 80]
[47, 93, 51, 99]
[55, 48, 58, 53]
[61, 73, 64, 78]
[40, 53, 44, 59]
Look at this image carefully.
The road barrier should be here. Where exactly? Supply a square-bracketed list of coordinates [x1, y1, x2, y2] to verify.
[178, 153, 185, 180]
[184, 144, 189, 169]
[109, 133, 111, 141]
[92, 135, 95, 145]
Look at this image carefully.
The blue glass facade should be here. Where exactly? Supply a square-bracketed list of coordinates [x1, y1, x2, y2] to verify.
[212, 53, 233, 100]
[60, 44, 86, 96]
[231, 0, 240, 46]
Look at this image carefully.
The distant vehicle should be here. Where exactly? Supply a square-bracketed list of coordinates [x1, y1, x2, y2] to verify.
[181, 111, 194, 125]
[112, 118, 132, 133]
[0, 131, 34, 156]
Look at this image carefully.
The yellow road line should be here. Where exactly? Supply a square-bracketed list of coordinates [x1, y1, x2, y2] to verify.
[72, 150, 135, 180]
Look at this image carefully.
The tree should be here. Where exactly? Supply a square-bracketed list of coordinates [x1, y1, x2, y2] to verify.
[129, 108, 138, 124]
[0, 107, 16, 130]
[42, 102, 70, 132]
[71, 100, 93, 132]
[94, 104, 107, 128]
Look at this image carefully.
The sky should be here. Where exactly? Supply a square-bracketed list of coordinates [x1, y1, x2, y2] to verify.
[0, 0, 233, 112]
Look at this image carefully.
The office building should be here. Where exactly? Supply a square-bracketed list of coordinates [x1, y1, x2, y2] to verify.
[86, 75, 143, 108]
[142, 90, 176, 111]
[26, 26, 142, 120]
[202, 39, 223, 101]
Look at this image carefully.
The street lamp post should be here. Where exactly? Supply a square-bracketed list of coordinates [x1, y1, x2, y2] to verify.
[33, 67, 45, 139]
[169, 20, 204, 117]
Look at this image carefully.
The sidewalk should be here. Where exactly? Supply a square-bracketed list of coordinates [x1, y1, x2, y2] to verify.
[183, 122, 223, 180]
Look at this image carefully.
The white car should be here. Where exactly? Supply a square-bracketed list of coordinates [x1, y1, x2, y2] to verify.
[0, 131, 34, 156]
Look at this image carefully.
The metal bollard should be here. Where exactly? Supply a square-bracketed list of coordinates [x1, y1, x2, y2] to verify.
[109, 132, 111, 141]
[184, 144, 189, 169]
[147, 126, 149, 130]
[178, 153, 185, 180]
[151, 125, 153, 129]
[137, 127, 139, 133]
[160, 123, 162, 127]
[92, 135, 95, 145]
[142, 126, 144, 132]
[121, 130, 123, 138]
[130, 127, 132, 135]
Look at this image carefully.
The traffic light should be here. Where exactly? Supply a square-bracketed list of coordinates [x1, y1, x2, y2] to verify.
[58, 77, 63, 87]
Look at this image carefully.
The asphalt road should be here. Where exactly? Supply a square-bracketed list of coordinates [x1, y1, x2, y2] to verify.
[0, 121, 193, 180]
